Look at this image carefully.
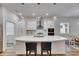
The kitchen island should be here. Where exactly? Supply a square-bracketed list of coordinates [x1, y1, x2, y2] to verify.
[16, 36, 68, 55]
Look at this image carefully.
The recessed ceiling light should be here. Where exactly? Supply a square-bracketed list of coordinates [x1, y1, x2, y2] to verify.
[32, 13, 35, 16]
[46, 13, 48, 16]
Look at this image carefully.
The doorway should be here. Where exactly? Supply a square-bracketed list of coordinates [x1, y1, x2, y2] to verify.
[6, 21, 15, 55]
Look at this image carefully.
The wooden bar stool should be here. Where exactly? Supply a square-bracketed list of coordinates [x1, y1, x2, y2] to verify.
[41, 42, 51, 56]
[25, 42, 37, 56]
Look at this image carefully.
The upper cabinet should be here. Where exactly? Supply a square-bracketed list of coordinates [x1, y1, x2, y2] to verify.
[26, 18, 55, 30]
[26, 20, 37, 30]
[44, 20, 55, 29]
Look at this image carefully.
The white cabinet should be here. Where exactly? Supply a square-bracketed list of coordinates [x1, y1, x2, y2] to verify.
[26, 19, 55, 30]
[26, 20, 37, 30]
[44, 20, 55, 29]
[16, 21, 26, 36]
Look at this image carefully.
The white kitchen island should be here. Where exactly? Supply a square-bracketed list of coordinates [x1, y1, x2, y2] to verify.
[16, 36, 68, 55]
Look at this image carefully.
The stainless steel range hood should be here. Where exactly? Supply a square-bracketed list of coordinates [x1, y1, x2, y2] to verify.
[37, 17, 43, 29]
[35, 17, 45, 37]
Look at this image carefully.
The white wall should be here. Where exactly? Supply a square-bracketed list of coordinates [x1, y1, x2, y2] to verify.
[2, 6, 19, 51]
[0, 5, 3, 52]
[0, 5, 25, 52]
[0, 5, 3, 24]
[55, 17, 79, 37]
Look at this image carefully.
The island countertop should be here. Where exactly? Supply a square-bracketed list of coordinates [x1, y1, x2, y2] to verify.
[16, 36, 67, 42]
[16, 36, 68, 55]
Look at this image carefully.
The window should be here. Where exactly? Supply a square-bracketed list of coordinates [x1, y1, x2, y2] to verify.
[60, 23, 69, 34]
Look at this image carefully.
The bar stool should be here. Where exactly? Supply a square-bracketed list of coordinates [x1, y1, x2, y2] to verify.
[41, 42, 51, 56]
[25, 42, 37, 56]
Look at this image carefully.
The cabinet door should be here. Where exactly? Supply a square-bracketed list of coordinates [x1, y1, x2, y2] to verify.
[27, 20, 36, 30]
[44, 20, 54, 29]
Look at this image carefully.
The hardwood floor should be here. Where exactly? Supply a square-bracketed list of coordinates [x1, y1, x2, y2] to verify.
[0, 43, 15, 56]
[16, 44, 79, 56]
[66, 48, 79, 56]
[0, 44, 79, 56]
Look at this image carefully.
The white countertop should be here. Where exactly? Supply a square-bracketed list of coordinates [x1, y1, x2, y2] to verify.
[16, 36, 67, 42]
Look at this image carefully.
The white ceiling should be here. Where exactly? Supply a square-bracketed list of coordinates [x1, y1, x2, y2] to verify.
[1, 3, 79, 18]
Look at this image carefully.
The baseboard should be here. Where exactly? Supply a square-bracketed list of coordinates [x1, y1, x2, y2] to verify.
[16, 54, 26, 56]
[51, 54, 66, 56]
[16, 54, 66, 56]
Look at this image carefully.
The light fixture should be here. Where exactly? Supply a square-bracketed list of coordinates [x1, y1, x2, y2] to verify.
[21, 16, 24, 19]
[37, 17, 40, 19]
[53, 3, 56, 5]
[77, 22, 79, 24]
[18, 13, 22, 16]
[21, 3, 24, 5]
[45, 13, 48, 16]
[19, 3, 25, 21]
[53, 16, 57, 19]
[32, 13, 35, 16]
[37, 3, 40, 5]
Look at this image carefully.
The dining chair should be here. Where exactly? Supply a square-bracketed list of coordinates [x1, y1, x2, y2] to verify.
[75, 36, 79, 45]
[25, 42, 37, 56]
[41, 42, 51, 56]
